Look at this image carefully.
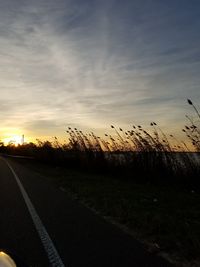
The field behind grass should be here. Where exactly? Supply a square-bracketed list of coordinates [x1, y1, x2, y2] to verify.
[11, 157, 200, 267]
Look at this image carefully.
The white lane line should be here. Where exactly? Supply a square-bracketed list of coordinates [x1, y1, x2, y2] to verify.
[4, 159, 66, 267]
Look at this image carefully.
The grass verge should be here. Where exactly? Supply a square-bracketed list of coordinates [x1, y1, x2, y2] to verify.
[11, 158, 200, 267]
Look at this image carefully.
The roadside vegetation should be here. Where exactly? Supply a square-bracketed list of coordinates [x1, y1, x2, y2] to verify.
[1, 99, 199, 188]
[1, 99, 200, 266]
[9, 157, 200, 267]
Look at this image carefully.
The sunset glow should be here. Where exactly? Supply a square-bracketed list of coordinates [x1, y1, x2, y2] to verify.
[0, 1, 199, 142]
[2, 134, 24, 145]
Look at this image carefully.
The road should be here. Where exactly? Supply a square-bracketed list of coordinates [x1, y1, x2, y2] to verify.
[0, 157, 174, 267]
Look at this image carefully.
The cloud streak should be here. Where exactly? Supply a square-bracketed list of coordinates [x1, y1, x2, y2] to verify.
[0, 0, 200, 141]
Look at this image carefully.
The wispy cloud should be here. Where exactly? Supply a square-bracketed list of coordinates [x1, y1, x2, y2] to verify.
[0, 0, 200, 140]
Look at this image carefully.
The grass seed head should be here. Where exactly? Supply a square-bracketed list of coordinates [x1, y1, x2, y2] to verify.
[187, 99, 193, 105]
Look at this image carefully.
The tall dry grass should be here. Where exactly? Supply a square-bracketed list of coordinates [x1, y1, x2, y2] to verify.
[0, 99, 199, 187]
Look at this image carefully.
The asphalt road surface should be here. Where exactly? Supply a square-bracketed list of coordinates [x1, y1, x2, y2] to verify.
[0, 157, 174, 267]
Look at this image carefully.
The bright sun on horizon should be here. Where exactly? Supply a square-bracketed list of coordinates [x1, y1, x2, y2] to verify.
[2, 134, 25, 145]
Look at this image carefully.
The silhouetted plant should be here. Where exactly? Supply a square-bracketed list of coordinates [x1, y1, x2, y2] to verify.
[0, 100, 199, 187]
[184, 99, 200, 151]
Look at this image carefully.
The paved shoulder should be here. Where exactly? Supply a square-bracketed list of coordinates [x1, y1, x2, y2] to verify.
[2, 158, 174, 267]
[0, 158, 49, 266]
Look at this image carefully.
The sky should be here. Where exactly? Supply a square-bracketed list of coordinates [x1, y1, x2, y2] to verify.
[0, 0, 200, 143]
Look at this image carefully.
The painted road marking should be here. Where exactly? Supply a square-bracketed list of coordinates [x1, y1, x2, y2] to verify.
[4, 159, 66, 267]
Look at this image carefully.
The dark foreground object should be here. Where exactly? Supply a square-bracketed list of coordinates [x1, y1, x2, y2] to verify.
[0, 157, 173, 267]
